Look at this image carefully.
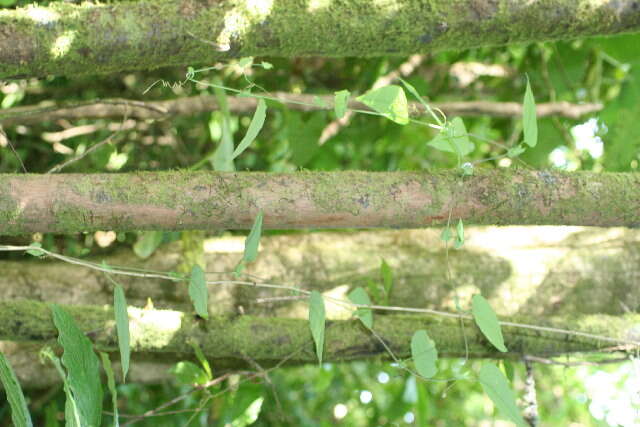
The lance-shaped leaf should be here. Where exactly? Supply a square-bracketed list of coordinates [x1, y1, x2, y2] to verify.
[100, 352, 119, 427]
[411, 330, 438, 379]
[472, 295, 508, 352]
[479, 363, 527, 426]
[232, 99, 267, 159]
[189, 265, 209, 319]
[0, 353, 33, 427]
[51, 305, 103, 427]
[523, 78, 538, 148]
[113, 284, 130, 382]
[348, 287, 373, 328]
[309, 291, 326, 364]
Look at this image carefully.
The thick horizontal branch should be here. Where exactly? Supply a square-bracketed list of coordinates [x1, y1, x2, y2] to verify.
[1, 0, 639, 78]
[0, 95, 602, 127]
[1, 170, 639, 234]
[0, 300, 637, 365]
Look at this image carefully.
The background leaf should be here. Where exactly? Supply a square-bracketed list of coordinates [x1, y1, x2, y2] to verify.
[309, 291, 326, 364]
[479, 363, 527, 426]
[169, 361, 209, 386]
[133, 231, 163, 259]
[356, 85, 409, 125]
[189, 265, 209, 319]
[472, 295, 508, 352]
[410, 330, 438, 379]
[380, 259, 393, 303]
[347, 287, 373, 328]
[113, 284, 130, 382]
[0, 353, 33, 427]
[51, 305, 103, 427]
[523, 78, 538, 148]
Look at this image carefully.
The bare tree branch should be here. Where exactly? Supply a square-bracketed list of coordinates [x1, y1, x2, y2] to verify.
[0, 95, 602, 127]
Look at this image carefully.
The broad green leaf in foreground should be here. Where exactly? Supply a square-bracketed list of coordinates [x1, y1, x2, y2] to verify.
[189, 265, 209, 319]
[522, 78, 538, 148]
[410, 330, 438, 378]
[472, 295, 508, 352]
[51, 305, 103, 427]
[428, 117, 475, 156]
[0, 353, 33, 427]
[356, 85, 409, 125]
[347, 287, 373, 328]
[479, 363, 527, 426]
[309, 291, 326, 364]
[113, 284, 130, 382]
[231, 99, 267, 159]
[334, 90, 350, 119]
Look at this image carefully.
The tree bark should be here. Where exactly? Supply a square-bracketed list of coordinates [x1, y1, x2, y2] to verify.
[0, 299, 635, 367]
[1, 0, 639, 79]
[0, 95, 603, 127]
[3, 226, 639, 387]
[1, 170, 639, 234]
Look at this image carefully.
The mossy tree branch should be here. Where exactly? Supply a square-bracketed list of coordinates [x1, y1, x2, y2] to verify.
[1, 170, 640, 234]
[0, 300, 637, 366]
[1, 0, 639, 79]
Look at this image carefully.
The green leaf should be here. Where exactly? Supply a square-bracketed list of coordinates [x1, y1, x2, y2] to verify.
[41, 348, 82, 427]
[479, 363, 527, 426]
[366, 278, 381, 304]
[169, 361, 209, 386]
[25, 242, 44, 257]
[356, 85, 409, 125]
[454, 219, 465, 249]
[242, 210, 263, 263]
[133, 231, 163, 259]
[260, 61, 273, 70]
[189, 265, 209, 319]
[460, 162, 474, 176]
[334, 90, 350, 119]
[522, 78, 538, 148]
[440, 226, 452, 242]
[312, 96, 327, 108]
[347, 287, 373, 329]
[99, 352, 119, 427]
[188, 339, 212, 380]
[398, 77, 442, 126]
[51, 305, 103, 427]
[380, 259, 393, 302]
[502, 360, 515, 383]
[309, 291, 326, 364]
[0, 353, 33, 427]
[113, 284, 130, 382]
[428, 117, 475, 156]
[238, 57, 253, 68]
[410, 330, 438, 379]
[212, 77, 235, 172]
[472, 295, 508, 352]
[507, 144, 527, 158]
[231, 99, 267, 159]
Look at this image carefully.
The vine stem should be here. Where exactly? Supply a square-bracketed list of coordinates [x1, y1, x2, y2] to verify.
[2, 244, 639, 347]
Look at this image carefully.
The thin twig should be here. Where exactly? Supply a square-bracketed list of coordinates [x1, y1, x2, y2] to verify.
[0, 124, 27, 172]
[2, 244, 639, 348]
